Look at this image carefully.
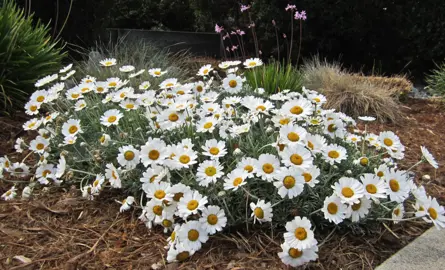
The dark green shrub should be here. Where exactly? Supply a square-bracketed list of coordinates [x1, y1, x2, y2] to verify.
[245, 61, 303, 94]
[0, 0, 65, 113]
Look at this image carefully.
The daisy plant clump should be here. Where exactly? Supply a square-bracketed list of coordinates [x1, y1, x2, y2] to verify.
[1, 59, 442, 268]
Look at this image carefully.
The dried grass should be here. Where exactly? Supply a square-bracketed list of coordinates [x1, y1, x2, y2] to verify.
[302, 57, 411, 123]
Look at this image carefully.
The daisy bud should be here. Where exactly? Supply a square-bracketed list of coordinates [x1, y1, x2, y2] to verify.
[21, 186, 32, 200]
[422, 174, 431, 180]
[58, 143, 63, 147]
[345, 170, 352, 175]
[257, 88, 265, 94]
[266, 127, 274, 134]
[333, 165, 338, 170]
[136, 127, 142, 132]
[264, 118, 272, 123]
[80, 142, 87, 147]
[233, 148, 243, 156]
[218, 191, 226, 197]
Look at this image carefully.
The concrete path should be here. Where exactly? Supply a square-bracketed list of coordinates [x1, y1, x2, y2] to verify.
[376, 226, 445, 270]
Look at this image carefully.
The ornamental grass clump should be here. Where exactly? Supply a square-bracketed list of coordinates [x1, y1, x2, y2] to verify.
[1, 57, 443, 268]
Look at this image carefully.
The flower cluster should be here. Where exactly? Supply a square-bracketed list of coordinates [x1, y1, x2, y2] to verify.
[1, 57, 442, 267]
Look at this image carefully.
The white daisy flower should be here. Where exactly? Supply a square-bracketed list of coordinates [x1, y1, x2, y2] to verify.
[358, 116, 376, 121]
[78, 82, 94, 93]
[106, 77, 122, 88]
[81, 185, 94, 200]
[143, 199, 165, 226]
[117, 145, 140, 169]
[24, 101, 41, 115]
[1, 186, 17, 201]
[279, 124, 307, 145]
[196, 160, 224, 187]
[173, 148, 198, 169]
[422, 196, 445, 229]
[99, 134, 111, 146]
[157, 109, 185, 130]
[10, 162, 29, 178]
[322, 144, 347, 165]
[271, 114, 294, 127]
[346, 197, 372, 222]
[301, 166, 321, 187]
[360, 173, 387, 200]
[119, 65, 135, 73]
[0, 156, 11, 171]
[29, 136, 49, 154]
[278, 242, 318, 267]
[274, 167, 305, 199]
[159, 78, 178, 89]
[236, 157, 257, 177]
[129, 69, 145, 78]
[139, 81, 151, 90]
[255, 153, 280, 182]
[62, 135, 77, 145]
[74, 99, 87, 111]
[91, 174, 105, 194]
[140, 164, 169, 187]
[61, 70, 75, 80]
[322, 195, 347, 224]
[100, 109, 124, 127]
[197, 64, 213, 76]
[59, 63, 73, 73]
[392, 204, 404, 224]
[35, 74, 57, 88]
[148, 68, 167, 77]
[113, 87, 134, 102]
[167, 183, 192, 204]
[100, 58, 117, 67]
[196, 117, 218, 133]
[66, 87, 83, 100]
[411, 185, 428, 203]
[177, 190, 208, 218]
[14, 138, 25, 153]
[420, 146, 438, 169]
[55, 155, 66, 179]
[223, 168, 248, 191]
[167, 243, 195, 263]
[178, 221, 209, 251]
[332, 177, 365, 205]
[323, 118, 346, 138]
[23, 118, 42, 131]
[304, 133, 327, 154]
[119, 196, 135, 212]
[94, 81, 109, 94]
[139, 138, 167, 167]
[120, 99, 139, 111]
[280, 144, 313, 169]
[199, 205, 227, 235]
[284, 216, 317, 249]
[243, 58, 263, 68]
[105, 163, 121, 188]
[308, 93, 327, 106]
[143, 181, 173, 203]
[384, 169, 410, 203]
[218, 61, 231, 69]
[250, 199, 273, 224]
[43, 112, 59, 124]
[222, 74, 243, 93]
[201, 139, 227, 159]
[30, 90, 48, 104]
[281, 98, 314, 119]
[378, 131, 401, 150]
[346, 133, 362, 144]
[61, 119, 82, 137]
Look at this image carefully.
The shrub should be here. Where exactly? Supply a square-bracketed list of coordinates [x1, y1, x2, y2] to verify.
[1, 57, 442, 268]
[426, 62, 445, 97]
[0, 0, 65, 113]
[302, 57, 403, 122]
[244, 61, 303, 94]
[76, 39, 194, 85]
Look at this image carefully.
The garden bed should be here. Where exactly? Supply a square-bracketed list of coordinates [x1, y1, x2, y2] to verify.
[1, 97, 443, 269]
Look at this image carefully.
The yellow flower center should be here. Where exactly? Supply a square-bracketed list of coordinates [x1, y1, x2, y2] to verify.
[30, 105, 38, 112]
[288, 248, 303, 258]
[287, 132, 300, 142]
[244, 165, 253, 173]
[97, 87, 104, 92]
[161, 219, 172, 228]
[5, 190, 11, 196]
[256, 105, 266, 111]
[42, 169, 52, 177]
[233, 177, 243, 186]
[393, 208, 400, 216]
[207, 214, 218, 225]
[100, 135, 106, 143]
[188, 229, 199, 241]
[154, 190, 166, 200]
[69, 125, 78, 134]
[108, 116, 117, 123]
[248, 62, 256, 67]
[383, 138, 393, 147]
[327, 202, 338, 214]
[36, 143, 45, 150]
[108, 82, 117, 87]
[119, 93, 126, 99]
[154, 71, 161, 75]
[352, 201, 362, 211]
[176, 251, 190, 262]
[262, 163, 274, 174]
[196, 85, 203, 92]
[36, 96, 45, 102]
[209, 147, 220, 155]
[105, 61, 113, 66]
[153, 205, 163, 215]
[71, 93, 80, 99]
[377, 171, 384, 177]
[428, 208, 438, 220]
[166, 83, 174, 88]
[307, 141, 314, 150]
[290, 154, 303, 165]
[290, 106, 303, 115]
[148, 150, 160, 160]
[203, 122, 213, 129]
[125, 104, 134, 109]
[328, 150, 340, 159]
[313, 97, 321, 103]
[228, 80, 237, 88]
[341, 187, 354, 198]
[328, 124, 337, 133]
[179, 155, 190, 164]
[283, 176, 296, 189]
[205, 166, 217, 176]
[187, 200, 199, 210]
[279, 118, 290, 125]
[124, 151, 135, 161]
[389, 179, 400, 192]
[168, 113, 179, 122]
[203, 69, 209, 75]
[254, 207, 264, 219]
[294, 227, 307, 240]
[81, 87, 89, 93]
[303, 173, 312, 183]
[366, 184, 377, 194]
[360, 157, 369, 166]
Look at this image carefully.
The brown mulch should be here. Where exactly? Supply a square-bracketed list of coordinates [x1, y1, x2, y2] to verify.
[0, 98, 444, 270]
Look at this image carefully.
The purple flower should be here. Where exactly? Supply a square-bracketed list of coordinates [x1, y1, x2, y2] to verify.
[240, 4, 251, 12]
[222, 33, 230, 40]
[285, 4, 296, 11]
[231, 31, 237, 35]
[231, 45, 239, 51]
[236, 29, 246, 36]
[283, 33, 287, 38]
[295, 10, 307, 20]
[215, 24, 224, 33]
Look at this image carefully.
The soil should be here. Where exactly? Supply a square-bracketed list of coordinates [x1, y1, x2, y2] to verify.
[0, 98, 443, 270]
